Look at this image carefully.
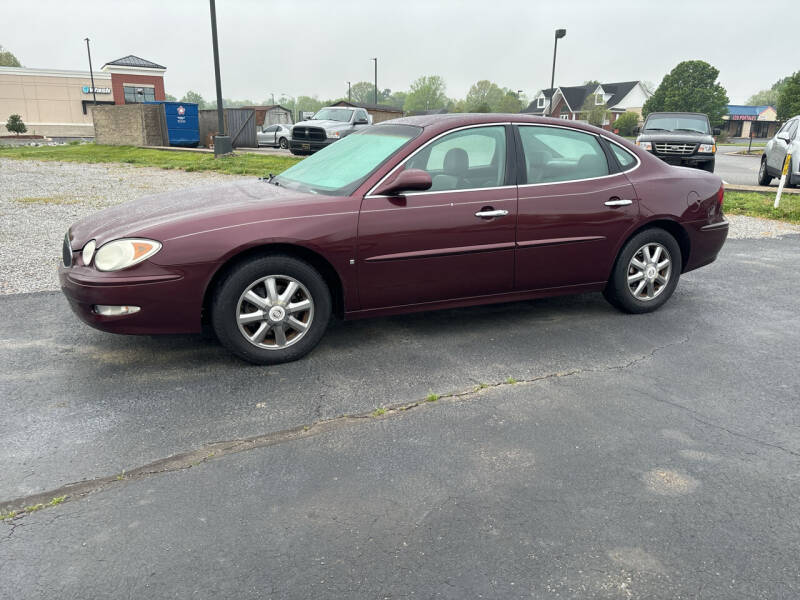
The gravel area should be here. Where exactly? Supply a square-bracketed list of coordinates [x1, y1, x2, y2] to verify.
[1, 158, 798, 295]
[0, 158, 244, 295]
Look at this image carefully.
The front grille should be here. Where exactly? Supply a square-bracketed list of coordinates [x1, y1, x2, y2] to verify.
[62, 233, 72, 267]
[654, 142, 696, 156]
[292, 126, 326, 142]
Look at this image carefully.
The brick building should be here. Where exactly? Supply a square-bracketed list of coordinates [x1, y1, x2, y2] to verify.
[0, 54, 166, 138]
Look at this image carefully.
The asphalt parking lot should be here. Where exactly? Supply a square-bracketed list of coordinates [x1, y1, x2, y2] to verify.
[2, 235, 799, 599]
[715, 145, 765, 186]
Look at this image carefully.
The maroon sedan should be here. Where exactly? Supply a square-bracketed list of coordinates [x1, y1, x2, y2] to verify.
[60, 114, 728, 364]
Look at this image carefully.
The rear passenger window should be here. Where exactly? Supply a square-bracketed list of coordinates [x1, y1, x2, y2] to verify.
[518, 126, 609, 184]
[610, 144, 637, 170]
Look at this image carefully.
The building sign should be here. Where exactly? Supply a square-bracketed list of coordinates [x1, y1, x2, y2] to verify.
[730, 114, 757, 121]
[82, 85, 111, 94]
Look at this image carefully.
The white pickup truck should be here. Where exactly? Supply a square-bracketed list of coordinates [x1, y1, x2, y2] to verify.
[290, 106, 372, 155]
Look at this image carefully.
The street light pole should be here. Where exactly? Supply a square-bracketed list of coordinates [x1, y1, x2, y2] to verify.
[209, 0, 232, 156]
[547, 28, 566, 117]
[347, 81, 351, 102]
[83, 38, 97, 106]
[371, 58, 377, 105]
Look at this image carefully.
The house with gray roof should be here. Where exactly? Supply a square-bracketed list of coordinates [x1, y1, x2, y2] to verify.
[523, 81, 652, 129]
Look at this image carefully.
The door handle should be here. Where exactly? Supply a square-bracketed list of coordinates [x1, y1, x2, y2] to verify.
[475, 209, 509, 218]
[604, 199, 633, 207]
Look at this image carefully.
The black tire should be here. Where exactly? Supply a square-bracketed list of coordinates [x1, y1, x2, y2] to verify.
[757, 157, 772, 186]
[211, 255, 331, 365]
[279, 137, 289, 149]
[604, 228, 682, 314]
[289, 148, 300, 155]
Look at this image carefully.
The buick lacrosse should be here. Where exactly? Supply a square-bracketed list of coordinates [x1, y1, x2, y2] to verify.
[60, 114, 728, 364]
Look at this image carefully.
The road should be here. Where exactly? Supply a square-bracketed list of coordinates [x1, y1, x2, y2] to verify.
[1, 237, 799, 599]
[714, 145, 763, 186]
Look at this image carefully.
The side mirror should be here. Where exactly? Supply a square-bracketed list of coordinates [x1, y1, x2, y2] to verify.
[374, 169, 432, 196]
[355, 118, 369, 125]
[712, 127, 721, 136]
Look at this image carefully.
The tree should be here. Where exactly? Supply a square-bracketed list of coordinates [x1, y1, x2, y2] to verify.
[464, 80, 505, 112]
[643, 60, 729, 126]
[5, 114, 27, 136]
[747, 76, 789, 107]
[387, 90, 407, 109]
[614, 111, 640, 136]
[583, 80, 600, 87]
[404, 75, 448, 112]
[349, 81, 376, 104]
[0, 45, 22, 67]
[164, 93, 177, 102]
[579, 96, 611, 127]
[777, 72, 800, 121]
[180, 90, 207, 109]
[496, 90, 523, 113]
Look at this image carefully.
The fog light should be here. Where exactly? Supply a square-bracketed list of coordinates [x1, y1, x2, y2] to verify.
[93, 305, 141, 316]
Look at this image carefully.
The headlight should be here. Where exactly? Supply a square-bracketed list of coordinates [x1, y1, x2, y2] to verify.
[327, 131, 340, 139]
[636, 140, 652, 151]
[698, 143, 716, 153]
[94, 238, 162, 272]
[82, 239, 96, 266]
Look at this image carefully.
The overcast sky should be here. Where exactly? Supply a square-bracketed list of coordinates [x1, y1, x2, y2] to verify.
[4, 0, 795, 105]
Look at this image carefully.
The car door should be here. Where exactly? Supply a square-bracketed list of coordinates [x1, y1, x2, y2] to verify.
[514, 124, 639, 291]
[767, 119, 795, 173]
[357, 124, 517, 309]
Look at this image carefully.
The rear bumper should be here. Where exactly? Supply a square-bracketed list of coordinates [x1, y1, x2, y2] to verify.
[58, 263, 213, 335]
[683, 219, 729, 272]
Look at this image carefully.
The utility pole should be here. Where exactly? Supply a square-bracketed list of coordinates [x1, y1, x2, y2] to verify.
[347, 81, 351, 102]
[371, 58, 377, 105]
[548, 29, 566, 117]
[209, 0, 231, 155]
[83, 38, 97, 106]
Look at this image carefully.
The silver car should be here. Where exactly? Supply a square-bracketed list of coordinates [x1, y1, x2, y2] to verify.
[257, 124, 292, 149]
[759, 116, 799, 187]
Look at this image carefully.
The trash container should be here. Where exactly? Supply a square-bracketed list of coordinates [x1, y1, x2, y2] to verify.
[146, 101, 199, 147]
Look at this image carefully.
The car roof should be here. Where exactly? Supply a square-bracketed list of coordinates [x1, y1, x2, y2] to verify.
[378, 113, 624, 139]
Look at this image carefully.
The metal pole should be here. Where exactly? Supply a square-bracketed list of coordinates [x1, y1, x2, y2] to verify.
[548, 29, 566, 117]
[347, 81, 351, 102]
[372, 58, 377, 105]
[84, 38, 97, 105]
[209, 0, 231, 155]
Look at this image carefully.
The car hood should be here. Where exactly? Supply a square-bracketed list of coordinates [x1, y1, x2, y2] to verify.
[68, 179, 332, 248]
[293, 119, 349, 131]
[637, 131, 715, 144]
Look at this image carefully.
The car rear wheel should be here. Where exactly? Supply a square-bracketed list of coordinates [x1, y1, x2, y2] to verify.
[211, 255, 331, 364]
[757, 157, 772, 186]
[604, 228, 682, 314]
[279, 137, 289, 149]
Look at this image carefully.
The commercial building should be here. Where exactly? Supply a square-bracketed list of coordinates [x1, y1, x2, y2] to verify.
[720, 105, 779, 139]
[0, 55, 166, 138]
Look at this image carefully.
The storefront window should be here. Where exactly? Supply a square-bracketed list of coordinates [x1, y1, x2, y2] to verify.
[123, 86, 156, 103]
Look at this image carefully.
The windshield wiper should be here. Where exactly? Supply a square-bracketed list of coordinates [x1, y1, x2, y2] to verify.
[260, 174, 281, 186]
[674, 128, 706, 134]
[643, 127, 668, 132]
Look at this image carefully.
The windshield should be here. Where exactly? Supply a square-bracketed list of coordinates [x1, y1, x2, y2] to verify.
[275, 124, 422, 195]
[311, 108, 354, 122]
[643, 115, 710, 134]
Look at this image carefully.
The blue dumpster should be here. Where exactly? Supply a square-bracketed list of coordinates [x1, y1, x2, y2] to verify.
[146, 101, 199, 147]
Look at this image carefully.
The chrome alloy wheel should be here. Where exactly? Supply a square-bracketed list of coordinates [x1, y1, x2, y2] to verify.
[626, 243, 672, 301]
[236, 275, 314, 349]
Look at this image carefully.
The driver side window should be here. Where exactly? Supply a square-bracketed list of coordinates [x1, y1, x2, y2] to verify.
[407, 126, 506, 192]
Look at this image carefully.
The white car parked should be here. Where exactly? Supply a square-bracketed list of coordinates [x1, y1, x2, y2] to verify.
[257, 124, 292, 149]
[759, 115, 799, 187]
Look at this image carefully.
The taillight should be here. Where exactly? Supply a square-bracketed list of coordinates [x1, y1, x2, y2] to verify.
[717, 185, 724, 210]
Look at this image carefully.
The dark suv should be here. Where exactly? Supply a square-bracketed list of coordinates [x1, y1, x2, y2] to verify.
[635, 112, 718, 172]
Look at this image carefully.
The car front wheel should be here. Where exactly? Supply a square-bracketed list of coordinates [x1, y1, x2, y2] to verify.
[604, 228, 682, 314]
[211, 255, 331, 364]
[757, 157, 772, 186]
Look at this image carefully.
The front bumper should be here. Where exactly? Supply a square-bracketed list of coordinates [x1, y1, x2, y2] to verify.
[289, 138, 335, 153]
[59, 263, 213, 335]
[649, 150, 715, 169]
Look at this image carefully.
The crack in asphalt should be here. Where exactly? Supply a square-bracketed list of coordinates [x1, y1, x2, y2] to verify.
[4, 333, 789, 524]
